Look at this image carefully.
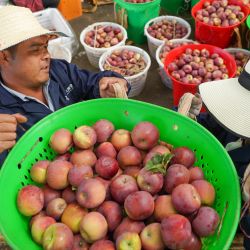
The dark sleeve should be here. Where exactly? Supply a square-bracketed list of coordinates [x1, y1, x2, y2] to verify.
[50, 59, 130, 100]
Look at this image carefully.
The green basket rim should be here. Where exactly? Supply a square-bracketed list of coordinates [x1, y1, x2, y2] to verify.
[247, 15, 250, 29]
[114, 0, 161, 10]
[0, 99, 241, 250]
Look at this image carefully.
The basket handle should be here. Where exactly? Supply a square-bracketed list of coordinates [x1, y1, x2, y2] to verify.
[113, 82, 128, 99]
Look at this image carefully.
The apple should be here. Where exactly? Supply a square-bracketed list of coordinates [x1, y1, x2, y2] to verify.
[140, 223, 164, 250]
[95, 156, 119, 179]
[79, 212, 108, 243]
[95, 176, 111, 201]
[90, 239, 115, 250]
[97, 200, 123, 231]
[116, 232, 141, 250]
[154, 195, 177, 222]
[123, 166, 142, 178]
[68, 165, 94, 187]
[110, 174, 139, 203]
[42, 223, 74, 250]
[30, 160, 50, 184]
[113, 217, 145, 241]
[171, 147, 196, 168]
[31, 216, 56, 244]
[46, 160, 72, 190]
[62, 187, 76, 204]
[73, 125, 97, 149]
[110, 129, 132, 151]
[137, 167, 164, 195]
[189, 167, 204, 182]
[61, 203, 88, 233]
[183, 233, 202, 250]
[42, 185, 61, 208]
[55, 152, 71, 161]
[17, 185, 44, 216]
[70, 149, 97, 167]
[73, 234, 90, 250]
[30, 211, 47, 228]
[76, 178, 106, 208]
[117, 146, 142, 169]
[124, 191, 154, 220]
[93, 119, 115, 143]
[46, 198, 67, 220]
[131, 122, 159, 150]
[49, 128, 73, 154]
[95, 142, 117, 159]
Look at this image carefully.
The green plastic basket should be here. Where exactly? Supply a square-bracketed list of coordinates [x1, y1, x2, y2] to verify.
[114, 0, 160, 44]
[0, 99, 240, 250]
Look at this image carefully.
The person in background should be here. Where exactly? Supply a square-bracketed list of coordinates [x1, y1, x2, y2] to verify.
[178, 60, 250, 249]
[0, 6, 128, 166]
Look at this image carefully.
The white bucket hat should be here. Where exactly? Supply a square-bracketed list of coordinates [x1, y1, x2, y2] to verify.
[199, 60, 250, 139]
[0, 5, 64, 51]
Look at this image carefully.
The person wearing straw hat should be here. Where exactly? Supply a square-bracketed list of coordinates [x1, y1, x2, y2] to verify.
[0, 5, 129, 166]
[178, 60, 250, 249]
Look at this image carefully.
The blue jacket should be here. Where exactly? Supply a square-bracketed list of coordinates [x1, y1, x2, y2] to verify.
[0, 59, 127, 166]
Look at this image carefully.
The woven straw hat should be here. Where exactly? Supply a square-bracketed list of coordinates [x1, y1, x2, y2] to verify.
[199, 60, 250, 139]
[0, 5, 63, 51]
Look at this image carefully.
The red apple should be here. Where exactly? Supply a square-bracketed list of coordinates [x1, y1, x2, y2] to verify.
[189, 167, 204, 182]
[30, 160, 50, 184]
[161, 214, 192, 249]
[70, 150, 97, 167]
[55, 152, 71, 161]
[68, 165, 93, 187]
[31, 216, 56, 244]
[95, 176, 111, 201]
[183, 233, 202, 250]
[110, 129, 132, 151]
[131, 122, 159, 150]
[171, 147, 196, 168]
[124, 191, 154, 220]
[123, 166, 142, 178]
[110, 174, 139, 204]
[117, 146, 142, 169]
[17, 185, 44, 216]
[113, 217, 145, 241]
[46, 160, 72, 190]
[61, 203, 88, 233]
[95, 142, 117, 158]
[93, 119, 115, 143]
[76, 178, 106, 208]
[154, 195, 177, 222]
[49, 128, 73, 154]
[42, 223, 74, 250]
[46, 198, 67, 220]
[95, 156, 119, 179]
[62, 187, 76, 204]
[42, 185, 61, 208]
[97, 201, 123, 231]
[140, 223, 165, 250]
[73, 125, 97, 149]
[73, 234, 90, 250]
[79, 212, 108, 243]
[30, 211, 47, 228]
[137, 168, 164, 195]
[116, 232, 141, 250]
[90, 239, 115, 250]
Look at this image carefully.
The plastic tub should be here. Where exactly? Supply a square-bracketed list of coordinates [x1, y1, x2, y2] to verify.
[80, 22, 127, 68]
[99, 45, 151, 97]
[225, 47, 250, 76]
[191, 0, 249, 48]
[0, 98, 241, 250]
[160, 0, 187, 15]
[164, 44, 237, 106]
[114, 0, 161, 44]
[34, 8, 79, 56]
[191, 0, 199, 7]
[144, 16, 191, 58]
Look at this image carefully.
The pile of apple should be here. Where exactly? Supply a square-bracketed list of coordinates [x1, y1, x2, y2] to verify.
[159, 40, 196, 64]
[124, 0, 153, 3]
[147, 19, 188, 41]
[84, 25, 124, 48]
[195, 0, 245, 27]
[167, 47, 229, 85]
[17, 119, 220, 250]
[103, 49, 146, 77]
[227, 50, 249, 77]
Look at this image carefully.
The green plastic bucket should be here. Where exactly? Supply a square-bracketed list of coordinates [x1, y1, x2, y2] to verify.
[0, 99, 240, 250]
[114, 0, 161, 44]
[191, 0, 199, 7]
[247, 15, 250, 50]
[160, 0, 190, 15]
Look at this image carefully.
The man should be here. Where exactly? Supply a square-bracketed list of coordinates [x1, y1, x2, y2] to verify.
[178, 61, 250, 249]
[0, 6, 128, 166]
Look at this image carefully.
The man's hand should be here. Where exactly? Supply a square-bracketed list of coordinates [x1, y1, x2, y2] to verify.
[0, 113, 27, 154]
[99, 77, 128, 98]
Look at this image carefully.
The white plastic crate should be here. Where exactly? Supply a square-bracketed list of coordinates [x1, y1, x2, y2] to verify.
[34, 8, 79, 56]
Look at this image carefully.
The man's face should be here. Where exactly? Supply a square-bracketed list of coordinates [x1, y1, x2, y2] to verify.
[4, 35, 51, 88]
